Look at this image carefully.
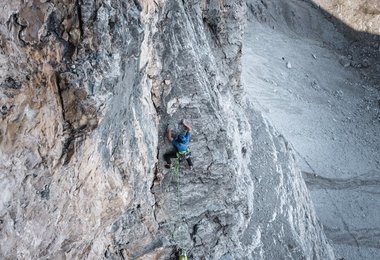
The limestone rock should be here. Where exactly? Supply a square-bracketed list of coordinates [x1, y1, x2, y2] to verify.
[0, 0, 333, 259]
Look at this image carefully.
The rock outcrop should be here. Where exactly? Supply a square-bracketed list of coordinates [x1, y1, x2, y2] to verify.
[0, 0, 333, 259]
[314, 0, 380, 35]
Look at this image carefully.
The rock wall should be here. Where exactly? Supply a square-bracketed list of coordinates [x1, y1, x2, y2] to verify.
[314, 0, 380, 35]
[0, 0, 333, 259]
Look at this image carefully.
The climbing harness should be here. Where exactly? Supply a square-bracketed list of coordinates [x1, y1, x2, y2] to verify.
[176, 148, 191, 162]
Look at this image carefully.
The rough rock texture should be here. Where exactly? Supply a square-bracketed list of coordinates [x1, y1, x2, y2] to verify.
[1, 0, 333, 259]
[244, 0, 379, 259]
[315, 0, 380, 35]
[246, 0, 380, 86]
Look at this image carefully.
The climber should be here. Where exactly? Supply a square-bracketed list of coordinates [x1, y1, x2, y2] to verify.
[164, 119, 193, 170]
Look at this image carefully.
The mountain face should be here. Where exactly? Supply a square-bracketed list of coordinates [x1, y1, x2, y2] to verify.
[244, 1, 379, 259]
[0, 0, 333, 259]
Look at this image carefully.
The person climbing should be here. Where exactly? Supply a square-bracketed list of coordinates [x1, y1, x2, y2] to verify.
[164, 119, 193, 170]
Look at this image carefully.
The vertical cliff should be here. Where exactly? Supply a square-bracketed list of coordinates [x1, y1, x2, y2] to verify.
[0, 0, 333, 259]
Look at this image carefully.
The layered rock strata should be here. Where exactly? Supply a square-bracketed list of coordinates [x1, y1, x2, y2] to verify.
[0, 0, 333, 259]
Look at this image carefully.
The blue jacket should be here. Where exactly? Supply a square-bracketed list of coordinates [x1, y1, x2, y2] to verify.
[172, 131, 190, 153]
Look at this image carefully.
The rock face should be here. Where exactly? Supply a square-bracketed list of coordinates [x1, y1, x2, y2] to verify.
[244, 0, 380, 259]
[315, 0, 380, 35]
[0, 0, 333, 259]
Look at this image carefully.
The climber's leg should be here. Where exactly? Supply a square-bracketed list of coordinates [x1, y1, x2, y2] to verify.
[164, 151, 177, 168]
[186, 157, 193, 169]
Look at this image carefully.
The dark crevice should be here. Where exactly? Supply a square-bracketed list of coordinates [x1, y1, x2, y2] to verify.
[119, 249, 126, 260]
[46, 11, 77, 61]
[190, 224, 198, 244]
[76, 0, 84, 38]
[133, 0, 142, 12]
[61, 126, 75, 165]
[10, 14, 28, 46]
[39, 184, 50, 200]
[203, 17, 222, 47]
[54, 72, 66, 121]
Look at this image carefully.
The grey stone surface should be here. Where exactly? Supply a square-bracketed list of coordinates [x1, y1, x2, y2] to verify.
[244, 0, 380, 259]
[0, 0, 333, 259]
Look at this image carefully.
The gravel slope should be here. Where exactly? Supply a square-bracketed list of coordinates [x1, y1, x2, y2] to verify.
[243, 1, 380, 259]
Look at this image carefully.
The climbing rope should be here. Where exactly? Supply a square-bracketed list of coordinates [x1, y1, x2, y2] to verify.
[165, 157, 179, 192]
[164, 156, 190, 258]
[166, 157, 183, 208]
